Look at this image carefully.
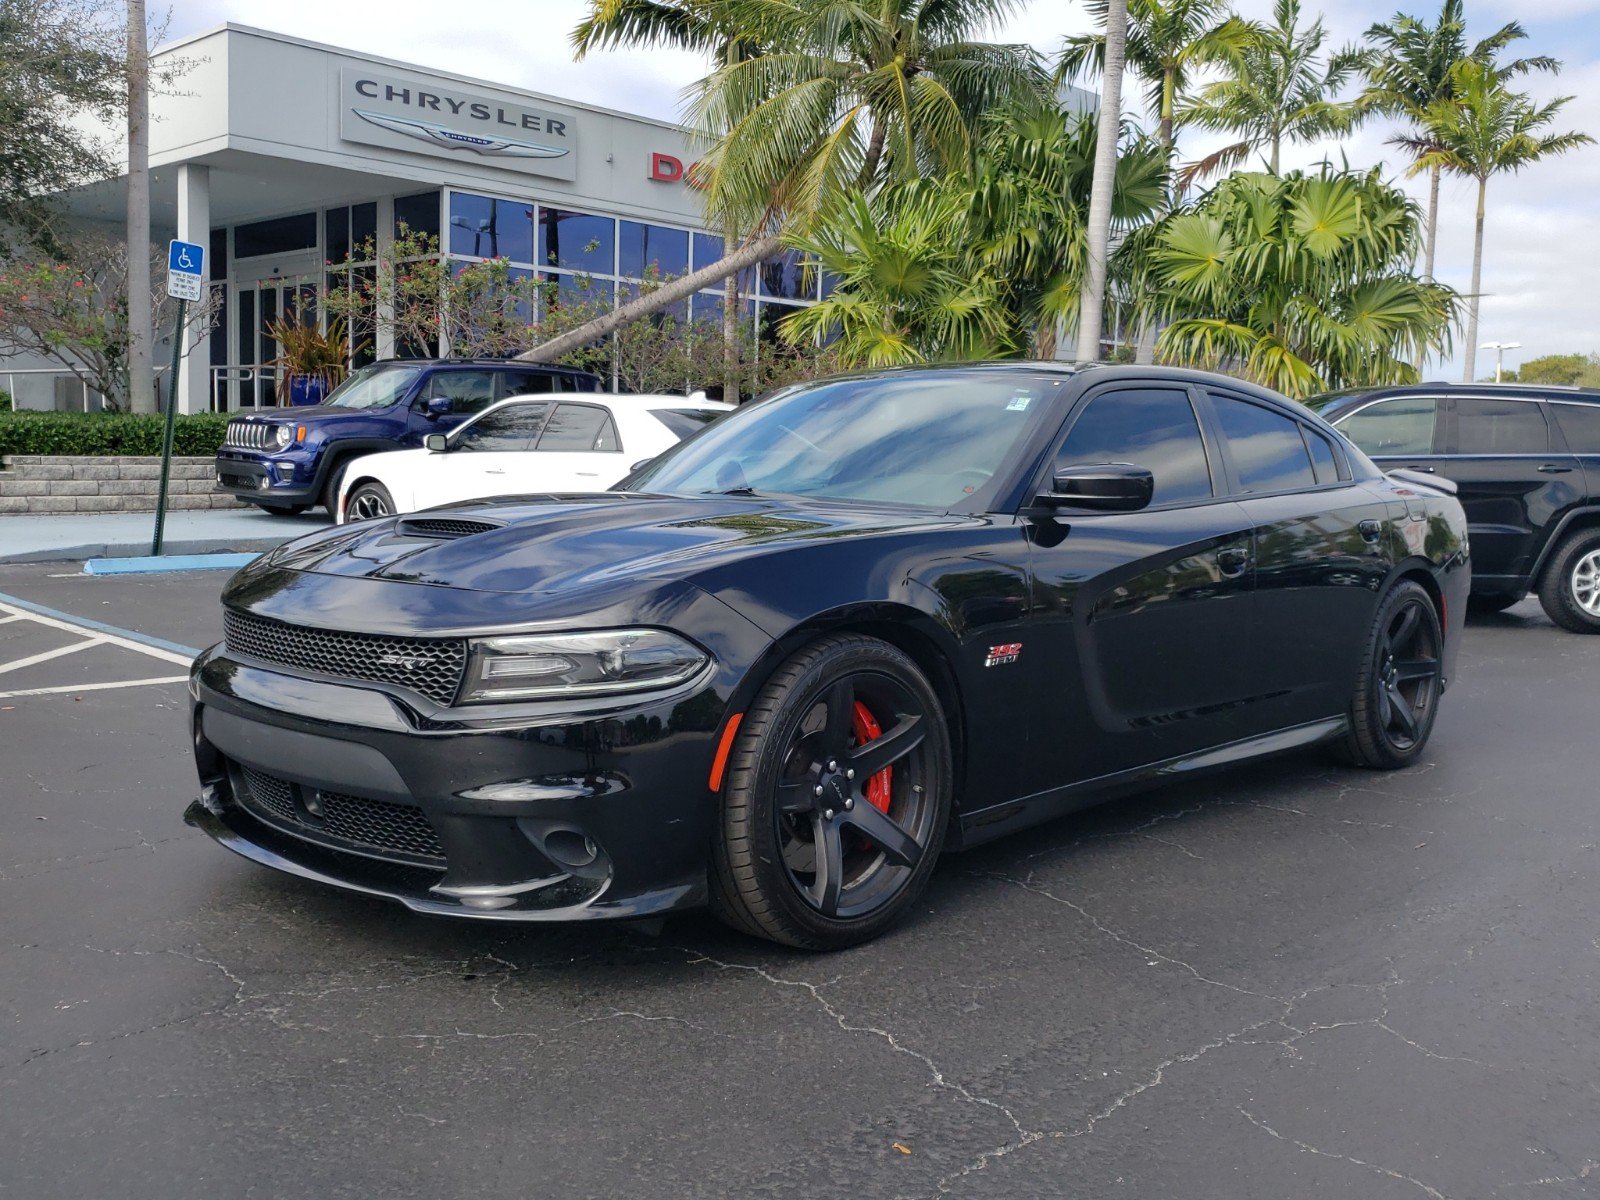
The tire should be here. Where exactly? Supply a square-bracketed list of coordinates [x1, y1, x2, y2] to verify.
[343, 481, 395, 523]
[1337, 580, 1444, 770]
[710, 634, 953, 950]
[319, 461, 348, 513]
[1537, 528, 1600, 634]
[1467, 593, 1522, 615]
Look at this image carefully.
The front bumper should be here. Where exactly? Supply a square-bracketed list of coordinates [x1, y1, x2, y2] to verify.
[214, 451, 319, 505]
[186, 646, 723, 922]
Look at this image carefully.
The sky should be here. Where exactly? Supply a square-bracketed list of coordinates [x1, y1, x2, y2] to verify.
[166, 0, 1600, 381]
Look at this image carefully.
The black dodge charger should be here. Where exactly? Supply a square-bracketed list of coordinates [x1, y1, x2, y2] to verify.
[187, 364, 1469, 948]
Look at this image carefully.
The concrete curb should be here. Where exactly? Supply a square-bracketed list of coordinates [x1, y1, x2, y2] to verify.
[83, 552, 260, 576]
[0, 536, 289, 566]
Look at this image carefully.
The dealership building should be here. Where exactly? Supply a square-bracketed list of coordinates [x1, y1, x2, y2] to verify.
[8, 23, 806, 414]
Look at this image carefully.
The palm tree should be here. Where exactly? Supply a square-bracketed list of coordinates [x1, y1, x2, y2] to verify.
[523, 0, 1045, 365]
[1398, 62, 1591, 382]
[572, 0, 762, 399]
[1076, 0, 1128, 365]
[1179, 0, 1366, 179]
[1149, 166, 1459, 397]
[1363, 0, 1556, 282]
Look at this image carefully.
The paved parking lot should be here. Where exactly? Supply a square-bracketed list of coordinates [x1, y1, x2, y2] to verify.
[2, 562, 1598, 1199]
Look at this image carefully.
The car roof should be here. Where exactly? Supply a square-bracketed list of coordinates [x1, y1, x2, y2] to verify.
[382, 357, 597, 375]
[1310, 381, 1600, 414]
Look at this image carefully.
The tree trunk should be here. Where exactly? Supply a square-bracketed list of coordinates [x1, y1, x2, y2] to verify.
[1136, 72, 1176, 367]
[519, 235, 783, 364]
[125, 0, 154, 414]
[1075, 0, 1127, 365]
[1269, 134, 1280, 176]
[1422, 163, 1441, 281]
[1463, 176, 1486, 384]
[721, 216, 742, 403]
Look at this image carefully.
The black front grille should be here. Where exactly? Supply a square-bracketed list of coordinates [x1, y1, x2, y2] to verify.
[399, 517, 502, 540]
[223, 610, 467, 706]
[218, 471, 258, 490]
[237, 765, 446, 863]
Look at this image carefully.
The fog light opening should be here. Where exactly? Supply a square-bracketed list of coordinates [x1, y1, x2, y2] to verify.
[543, 828, 599, 870]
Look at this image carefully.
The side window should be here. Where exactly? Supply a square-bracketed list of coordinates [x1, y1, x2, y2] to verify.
[537, 403, 622, 452]
[452, 402, 549, 452]
[426, 370, 496, 415]
[1056, 388, 1213, 506]
[1454, 397, 1550, 454]
[1551, 403, 1600, 453]
[497, 370, 556, 399]
[1303, 426, 1340, 484]
[1335, 397, 1440, 457]
[1211, 395, 1316, 493]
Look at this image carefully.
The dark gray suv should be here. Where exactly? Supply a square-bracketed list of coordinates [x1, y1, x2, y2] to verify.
[1309, 384, 1600, 633]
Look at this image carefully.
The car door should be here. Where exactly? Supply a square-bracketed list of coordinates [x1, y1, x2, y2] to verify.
[1444, 395, 1582, 587]
[1548, 399, 1600, 516]
[1023, 382, 1258, 786]
[494, 368, 560, 401]
[513, 401, 627, 492]
[1330, 392, 1450, 477]
[410, 368, 498, 440]
[414, 400, 551, 509]
[1205, 389, 1394, 729]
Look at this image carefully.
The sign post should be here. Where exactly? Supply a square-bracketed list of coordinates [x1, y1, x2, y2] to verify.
[152, 240, 205, 556]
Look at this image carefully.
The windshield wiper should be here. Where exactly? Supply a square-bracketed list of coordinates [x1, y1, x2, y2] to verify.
[701, 486, 762, 496]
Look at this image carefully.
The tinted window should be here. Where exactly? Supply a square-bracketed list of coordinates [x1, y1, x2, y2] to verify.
[234, 212, 317, 259]
[1336, 397, 1439, 456]
[1304, 427, 1340, 484]
[454, 402, 549, 452]
[758, 248, 811, 300]
[539, 209, 614, 274]
[538, 404, 620, 452]
[651, 408, 724, 438]
[1213, 396, 1316, 493]
[426, 370, 496, 414]
[449, 192, 534, 263]
[393, 192, 441, 240]
[497, 370, 556, 398]
[1455, 397, 1549, 454]
[632, 373, 1067, 509]
[619, 222, 690, 279]
[1057, 388, 1212, 506]
[1551, 402, 1600, 452]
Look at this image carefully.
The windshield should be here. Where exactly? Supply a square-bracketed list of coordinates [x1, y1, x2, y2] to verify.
[631, 371, 1067, 508]
[324, 364, 426, 410]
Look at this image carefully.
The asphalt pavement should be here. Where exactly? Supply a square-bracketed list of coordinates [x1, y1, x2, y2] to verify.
[2, 565, 1597, 1199]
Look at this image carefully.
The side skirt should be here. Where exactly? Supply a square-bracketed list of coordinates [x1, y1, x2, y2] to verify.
[951, 716, 1348, 850]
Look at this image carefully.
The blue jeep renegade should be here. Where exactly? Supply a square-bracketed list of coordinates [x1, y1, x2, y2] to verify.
[215, 359, 603, 513]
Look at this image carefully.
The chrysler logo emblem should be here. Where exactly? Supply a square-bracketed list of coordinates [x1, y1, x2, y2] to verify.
[353, 109, 570, 160]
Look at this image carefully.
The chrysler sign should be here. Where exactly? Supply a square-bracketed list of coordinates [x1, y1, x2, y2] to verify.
[339, 69, 578, 180]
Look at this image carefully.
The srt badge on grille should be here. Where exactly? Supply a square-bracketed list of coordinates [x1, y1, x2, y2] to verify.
[377, 653, 430, 671]
[985, 642, 1023, 667]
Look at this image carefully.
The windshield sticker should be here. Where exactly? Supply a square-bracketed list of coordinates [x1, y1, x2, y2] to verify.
[1006, 394, 1032, 412]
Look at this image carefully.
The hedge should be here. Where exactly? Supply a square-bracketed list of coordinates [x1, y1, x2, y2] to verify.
[0, 410, 233, 457]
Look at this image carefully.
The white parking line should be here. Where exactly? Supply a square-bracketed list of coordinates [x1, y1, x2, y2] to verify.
[0, 638, 107, 676]
[0, 614, 24, 625]
[0, 675, 190, 700]
[0, 602, 192, 666]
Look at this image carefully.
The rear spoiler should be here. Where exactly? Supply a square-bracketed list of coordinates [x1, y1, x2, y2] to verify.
[1387, 467, 1457, 496]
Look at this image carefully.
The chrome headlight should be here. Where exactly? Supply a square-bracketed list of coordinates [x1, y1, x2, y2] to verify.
[271, 424, 292, 450]
[461, 629, 709, 703]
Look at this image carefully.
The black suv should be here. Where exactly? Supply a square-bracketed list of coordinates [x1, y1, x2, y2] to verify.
[1309, 384, 1600, 632]
[216, 359, 603, 514]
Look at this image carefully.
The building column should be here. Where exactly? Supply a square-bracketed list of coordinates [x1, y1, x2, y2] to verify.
[176, 163, 211, 414]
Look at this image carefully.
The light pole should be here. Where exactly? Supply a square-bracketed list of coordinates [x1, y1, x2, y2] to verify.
[1480, 340, 1521, 383]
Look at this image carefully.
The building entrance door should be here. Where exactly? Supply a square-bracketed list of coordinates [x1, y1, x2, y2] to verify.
[228, 254, 322, 410]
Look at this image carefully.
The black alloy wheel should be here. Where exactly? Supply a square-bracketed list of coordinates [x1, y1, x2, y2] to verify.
[1340, 580, 1443, 769]
[711, 634, 951, 949]
[345, 481, 395, 523]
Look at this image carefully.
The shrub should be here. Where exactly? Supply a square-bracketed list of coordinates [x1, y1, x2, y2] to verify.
[0, 391, 11, 412]
[0, 411, 233, 457]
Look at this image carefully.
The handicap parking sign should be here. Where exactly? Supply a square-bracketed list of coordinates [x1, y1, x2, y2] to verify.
[166, 239, 205, 301]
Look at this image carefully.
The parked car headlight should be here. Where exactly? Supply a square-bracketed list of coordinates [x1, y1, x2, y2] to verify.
[272, 425, 292, 450]
[461, 629, 709, 702]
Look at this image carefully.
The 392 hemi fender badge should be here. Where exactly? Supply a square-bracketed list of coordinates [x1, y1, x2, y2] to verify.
[985, 642, 1023, 667]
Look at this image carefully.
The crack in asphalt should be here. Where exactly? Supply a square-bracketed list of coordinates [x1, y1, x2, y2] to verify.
[1237, 1106, 1452, 1199]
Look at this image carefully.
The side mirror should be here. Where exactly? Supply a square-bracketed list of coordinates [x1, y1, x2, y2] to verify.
[424, 396, 453, 418]
[1039, 464, 1154, 512]
[424, 433, 449, 453]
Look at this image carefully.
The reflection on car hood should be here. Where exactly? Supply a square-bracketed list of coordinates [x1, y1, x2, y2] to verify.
[269, 492, 972, 595]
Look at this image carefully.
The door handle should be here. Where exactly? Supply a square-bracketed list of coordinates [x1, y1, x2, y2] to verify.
[1537, 463, 1573, 474]
[1217, 547, 1250, 577]
[1358, 519, 1383, 543]
[1403, 464, 1436, 473]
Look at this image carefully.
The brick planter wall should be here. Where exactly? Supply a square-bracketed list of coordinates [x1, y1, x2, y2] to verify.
[0, 456, 237, 514]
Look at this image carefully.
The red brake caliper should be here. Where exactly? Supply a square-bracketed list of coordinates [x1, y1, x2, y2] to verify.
[851, 701, 893, 813]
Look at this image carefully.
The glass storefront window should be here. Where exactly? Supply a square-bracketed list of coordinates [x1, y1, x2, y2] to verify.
[693, 291, 754, 331]
[542, 271, 613, 313]
[209, 228, 227, 280]
[538, 209, 615, 274]
[394, 191, 441, 241]
[619, 221, 689, 280]
[758, 248, 812, 301]
[692, 232, 723, 268]
[234, 212, 317, 259]
[758, 300, 804, 346]
[449, 192, 535, 263]
[325, 206, 350, 265]
[352, 203, 377, 257]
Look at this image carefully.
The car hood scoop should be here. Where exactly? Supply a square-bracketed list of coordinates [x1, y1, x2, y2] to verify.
[286, 493, 965, 594]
